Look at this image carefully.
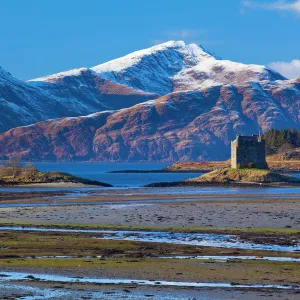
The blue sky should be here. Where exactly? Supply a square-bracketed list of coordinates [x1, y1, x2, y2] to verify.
[0, 0, 299, 80]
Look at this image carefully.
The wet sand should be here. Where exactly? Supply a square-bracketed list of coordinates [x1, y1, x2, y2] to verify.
[1, 190, 300, 229]
[2, 281, 300, 300]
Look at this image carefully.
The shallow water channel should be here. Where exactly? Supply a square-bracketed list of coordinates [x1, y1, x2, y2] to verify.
[1, 226, 299, 252]
[1, 272, 300, 291]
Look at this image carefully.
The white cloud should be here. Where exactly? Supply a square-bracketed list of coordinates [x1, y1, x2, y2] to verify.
[242, 0, 300, 14]
[269, 60, 300, 78]
[150, 29, 223, 46]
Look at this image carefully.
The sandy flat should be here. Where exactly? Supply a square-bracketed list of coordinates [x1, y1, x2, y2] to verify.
[1, 190, 300, 229]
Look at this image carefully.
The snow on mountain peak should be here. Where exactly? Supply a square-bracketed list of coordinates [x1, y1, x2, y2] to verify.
[29, 68, 90, 83]
[28, 40, 286, 95]
[90, 41, 219, 95]
[92, 41, 215, 74]
[90, 41, 285, 95]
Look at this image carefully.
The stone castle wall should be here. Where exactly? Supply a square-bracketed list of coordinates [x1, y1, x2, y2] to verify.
[231, 135, 266, 169]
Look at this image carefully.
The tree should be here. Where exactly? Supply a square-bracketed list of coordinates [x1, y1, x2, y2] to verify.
[263, 128, 300, 154]
[277, 143, 295, 160]
[5, 158, 22, 180]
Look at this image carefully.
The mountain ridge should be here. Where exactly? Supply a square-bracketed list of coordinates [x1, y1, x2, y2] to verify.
[31, 41, 286, 96]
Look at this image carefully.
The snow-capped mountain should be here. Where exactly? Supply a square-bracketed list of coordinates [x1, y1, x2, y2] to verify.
[0, 41, 298, 161]
[91, 41, 285, 94]
[33, 41, 285, 96]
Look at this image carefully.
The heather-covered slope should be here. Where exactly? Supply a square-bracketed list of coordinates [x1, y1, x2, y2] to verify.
[0, 111, 113, 161]
[92, 79, 300, 161]
[1, 78, 300, 161]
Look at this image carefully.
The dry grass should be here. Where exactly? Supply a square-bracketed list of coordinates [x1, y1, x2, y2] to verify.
[165, 160, 230, 171]
[188, 168, 300, 183]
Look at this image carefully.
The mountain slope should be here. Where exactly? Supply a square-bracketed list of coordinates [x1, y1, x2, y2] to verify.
[1, 78, 299, 161]
[0, 66, 155, 133]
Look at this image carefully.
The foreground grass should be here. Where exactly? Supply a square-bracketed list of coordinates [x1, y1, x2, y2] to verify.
[1, 257, 300, 285]
[0, 231, 137, 257]
[1, 230, 299, 259]
[1, 230, 300, 286]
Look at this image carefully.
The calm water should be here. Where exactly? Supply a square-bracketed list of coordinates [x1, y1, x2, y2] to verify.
[34, 162, 203, 188]
[1, 162, 300, 194]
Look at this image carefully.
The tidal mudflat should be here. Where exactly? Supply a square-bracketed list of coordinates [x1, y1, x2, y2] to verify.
[1, 186, 300, 298]
[1, 230, 300, 299]
[1, 188, 300, 229]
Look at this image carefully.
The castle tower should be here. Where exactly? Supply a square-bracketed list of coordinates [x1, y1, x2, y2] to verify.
[231, 134, 266, 169]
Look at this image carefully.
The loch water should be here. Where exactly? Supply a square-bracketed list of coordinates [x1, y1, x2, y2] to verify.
[1, 162, 300, 195]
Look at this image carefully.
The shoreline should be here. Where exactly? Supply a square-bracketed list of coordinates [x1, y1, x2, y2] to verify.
[0, 181, 112, 188]
[108, 169, 208, 173]
[144, 181, 300, 188]
[109, 168, 300, 173]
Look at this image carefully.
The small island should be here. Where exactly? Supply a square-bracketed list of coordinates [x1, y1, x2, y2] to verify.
[0, 160, 112, 187]
[189, 168, 300, 185]
[145, 168, 300, 187]
[146, 134, 300, 188]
